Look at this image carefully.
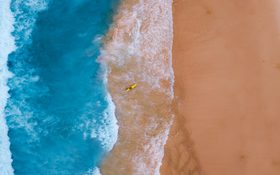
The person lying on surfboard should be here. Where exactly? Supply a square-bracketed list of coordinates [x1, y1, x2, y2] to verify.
[125, 83, 137, 92]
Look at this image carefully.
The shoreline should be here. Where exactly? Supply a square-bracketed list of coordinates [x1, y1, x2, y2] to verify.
[162, 0, 280, 175]
[160, 1, 202, 174]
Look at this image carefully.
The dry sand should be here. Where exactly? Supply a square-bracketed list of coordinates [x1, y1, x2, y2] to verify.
[161, 0, 280, 175]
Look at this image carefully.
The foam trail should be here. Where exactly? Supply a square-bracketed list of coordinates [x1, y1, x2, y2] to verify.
[0, 0, 15, 174]
[99, 65, 119, 152]
[91, 93, 119, 152]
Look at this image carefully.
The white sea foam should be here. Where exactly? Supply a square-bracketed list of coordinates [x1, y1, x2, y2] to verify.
[91, 167, 102, 175]
[89, 93, 119, 152]
[12, 0, 48, 45]
[78, 61, 119, 153]
[85, 167, 102, 175]
[4, 0, 49, 137]
[0, 0, 16, 174]
[81, 71, 118, 175]
[133, 121, 173, 175]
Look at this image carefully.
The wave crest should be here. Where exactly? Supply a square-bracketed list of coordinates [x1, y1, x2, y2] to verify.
[0, 0, 16, 174]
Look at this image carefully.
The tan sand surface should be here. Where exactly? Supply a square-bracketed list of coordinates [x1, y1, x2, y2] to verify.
[161, 0, 280, 175]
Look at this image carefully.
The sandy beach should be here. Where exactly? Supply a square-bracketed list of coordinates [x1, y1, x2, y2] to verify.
[161, 0, 280, 175]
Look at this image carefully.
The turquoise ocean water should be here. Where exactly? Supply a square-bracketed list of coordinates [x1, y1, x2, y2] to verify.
[1, 0, 119, 174]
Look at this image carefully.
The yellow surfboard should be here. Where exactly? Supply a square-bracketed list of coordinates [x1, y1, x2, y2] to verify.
[125, 83, 137, 92]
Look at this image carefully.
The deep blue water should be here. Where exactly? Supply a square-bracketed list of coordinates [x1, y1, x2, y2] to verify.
[5, 0, 119, 174]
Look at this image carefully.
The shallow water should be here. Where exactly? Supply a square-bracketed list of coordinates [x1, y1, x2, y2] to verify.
[3, 0, 119, 174]
[99, 0, 174, 174]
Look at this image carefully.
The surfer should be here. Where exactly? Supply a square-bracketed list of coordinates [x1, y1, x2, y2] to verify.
[125, 83, 137, 92]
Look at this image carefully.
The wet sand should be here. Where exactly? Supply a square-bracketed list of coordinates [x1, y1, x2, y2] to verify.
[100, 0, 174, 174]
[161, 0, 280, 175]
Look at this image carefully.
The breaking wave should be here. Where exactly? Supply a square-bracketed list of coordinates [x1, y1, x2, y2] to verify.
[0, 0, 15, 174]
